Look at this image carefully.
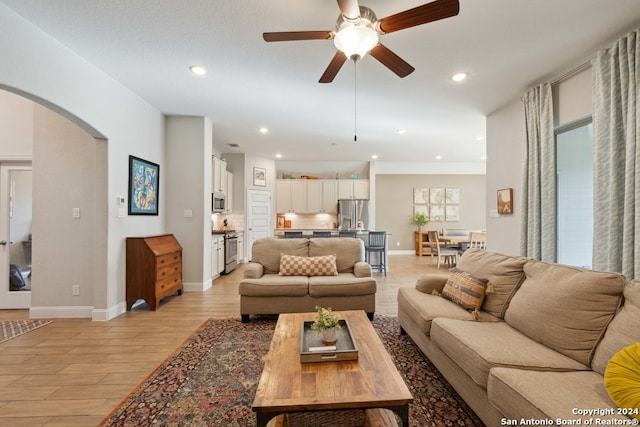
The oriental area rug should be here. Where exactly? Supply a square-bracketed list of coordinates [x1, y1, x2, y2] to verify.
[0, 319, 52, 344]
[100, 316, 483, 427]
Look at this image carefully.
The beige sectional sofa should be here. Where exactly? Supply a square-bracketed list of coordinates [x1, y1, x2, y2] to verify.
[239, 237, 376, 323]
[398, 248, 639, 425]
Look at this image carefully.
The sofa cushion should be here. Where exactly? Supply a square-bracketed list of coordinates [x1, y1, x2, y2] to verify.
[279, 254, 338, 276]
[397, 288, 500, 336]
[251, 237, 309, 274]
[415, 273, 449, 294]
[440, 267, 488, 313]
[308, 237, 364, 273]
[456, 249, 529, 319]
[309, 274, 376, 297]
[593, 280, 640, 374]
[604, 343, 640, 420]
[505, 261, 624, 366]
[430, 318, 589, 388]
[488, 368, 625, 422]
[239, 275, 309, 297]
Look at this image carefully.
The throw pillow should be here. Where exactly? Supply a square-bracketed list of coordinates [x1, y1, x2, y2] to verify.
[279, 254, 338, 276]
[604, 342, 640, 421]
[440, 267, 489, 317]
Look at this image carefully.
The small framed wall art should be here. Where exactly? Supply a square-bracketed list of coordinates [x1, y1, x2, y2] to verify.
[128, 155, 159, 215]
[253, 167, 266, 186]
[497, 188, 513, 214]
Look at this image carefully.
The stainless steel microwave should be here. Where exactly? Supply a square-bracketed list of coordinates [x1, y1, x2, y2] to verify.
[212, 192, 226, 212]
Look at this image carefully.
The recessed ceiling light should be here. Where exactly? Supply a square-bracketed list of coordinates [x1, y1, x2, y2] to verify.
[451, 72, 467, 82]
[435, 155, 443, 160]
[371, 154, 378, 159]
[275, 153, 282, 159]
[189, 65, 207, 76]
[259, 127, 269, 134]
[397, 129, 407, 135]
[481, 155, 487, 160]
[476, 136, 485, 141]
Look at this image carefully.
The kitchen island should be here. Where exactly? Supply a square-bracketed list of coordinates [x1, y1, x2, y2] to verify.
[273, 230, 389, 274]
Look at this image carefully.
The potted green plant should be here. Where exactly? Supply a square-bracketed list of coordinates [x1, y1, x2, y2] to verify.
[311, 306, 342, 345]
[411, 213, 429, 231]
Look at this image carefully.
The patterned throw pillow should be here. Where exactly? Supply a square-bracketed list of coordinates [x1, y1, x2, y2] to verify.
[440, 267, 489, 314]
[279, 254, 338, 276]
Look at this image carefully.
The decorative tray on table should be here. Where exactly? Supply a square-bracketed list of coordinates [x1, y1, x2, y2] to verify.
[300, 319, 359, 363]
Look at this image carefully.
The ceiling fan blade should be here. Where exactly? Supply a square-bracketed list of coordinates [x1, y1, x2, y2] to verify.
[319, 51, 348, 83]
[369, 44, 415, 78]
[377, 0, 459, 34]
[337, 0, 360, 20]
[263, 31, 333, 42]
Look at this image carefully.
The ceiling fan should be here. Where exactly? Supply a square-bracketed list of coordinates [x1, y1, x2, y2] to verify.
[263, 0, 460, 83]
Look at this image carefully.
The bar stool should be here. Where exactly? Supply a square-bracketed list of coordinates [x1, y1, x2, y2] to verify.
[366, 231, 387, 276]
[338, 230, 357, 238]
[312, 231, 332, 238]
[284, 231, 303, 238]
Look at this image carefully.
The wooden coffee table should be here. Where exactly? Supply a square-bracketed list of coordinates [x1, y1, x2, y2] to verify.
[252, 310, 413, 427]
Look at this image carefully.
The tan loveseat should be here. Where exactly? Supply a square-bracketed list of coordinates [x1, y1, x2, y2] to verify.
[239, 237, 376, 323]
[398, 248, 639, 425]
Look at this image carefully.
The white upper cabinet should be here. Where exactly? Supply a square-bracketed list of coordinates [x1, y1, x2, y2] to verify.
[338, 179, 369, 199]
[212, 156, 227, 193]
[276, 179, 367, 213]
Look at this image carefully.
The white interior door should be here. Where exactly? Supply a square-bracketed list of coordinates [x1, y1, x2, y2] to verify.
[0, 162, 32, 309]
[245, 188, 272, 261]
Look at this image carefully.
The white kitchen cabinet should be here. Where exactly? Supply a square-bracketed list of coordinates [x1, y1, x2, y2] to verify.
[225, 171, 233, 212]
[306, 180, 323, 212]
[211, 235, 224, 279]
[276, 180, 307, 213]
[237, 233, 244, 263]
[338, 179, 369, 199]
[216, 236, 225, 274]
[276, 180, 292, 213]
[212, 156, 227, 193]
[321, 180, 338, 213]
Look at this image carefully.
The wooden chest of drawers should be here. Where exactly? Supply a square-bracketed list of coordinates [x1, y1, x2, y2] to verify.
[126, 234, 183, 310]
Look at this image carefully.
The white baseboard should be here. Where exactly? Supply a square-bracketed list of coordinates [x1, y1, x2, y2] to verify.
[184, 279, 211, 292]
[30, 305, 94, 319]
[388, 250, 416, 256]
[92, 301, 126, 321]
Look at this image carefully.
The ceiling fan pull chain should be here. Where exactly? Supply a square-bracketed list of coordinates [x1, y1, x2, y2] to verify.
[354, 60, 358, 142]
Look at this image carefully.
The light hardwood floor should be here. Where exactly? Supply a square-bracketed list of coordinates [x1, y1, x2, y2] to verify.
[0, 255, 443, 426]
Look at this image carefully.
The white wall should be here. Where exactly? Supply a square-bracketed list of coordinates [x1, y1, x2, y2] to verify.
[165, 116, 212, 291]
[486, 99, 524, 256]
[0, 4, 165, 319]
[32, 104, 101, 313]
[376, 174, 486, 252]
[0, 91, 33, 157]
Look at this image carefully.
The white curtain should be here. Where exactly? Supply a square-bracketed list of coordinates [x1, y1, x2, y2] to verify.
[520, 83, 556, 261]
[592, 29, 640, 279]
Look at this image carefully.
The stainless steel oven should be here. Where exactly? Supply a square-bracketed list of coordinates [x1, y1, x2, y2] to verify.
[223, 231, 238, 274]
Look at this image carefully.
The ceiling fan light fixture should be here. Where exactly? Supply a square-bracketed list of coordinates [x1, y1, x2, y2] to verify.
[334, 24, 378, 60]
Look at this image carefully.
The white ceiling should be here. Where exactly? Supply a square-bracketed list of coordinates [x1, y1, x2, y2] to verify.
[2, 0, 640, 163]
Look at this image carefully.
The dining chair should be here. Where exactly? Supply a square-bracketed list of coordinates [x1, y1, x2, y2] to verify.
[427, 230, 458, 269]
[469, 232, 487, 249]
[338, 230, 358, 238]
[365, 231, 387, 276]
[312, 231, 332, 238]
[284, 231, 303, 239]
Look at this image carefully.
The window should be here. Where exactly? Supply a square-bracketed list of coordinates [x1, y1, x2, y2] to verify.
[556, 119, 593, 268]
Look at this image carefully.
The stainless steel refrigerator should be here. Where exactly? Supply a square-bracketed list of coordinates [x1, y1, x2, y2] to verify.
[338, 199, 370, 230]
